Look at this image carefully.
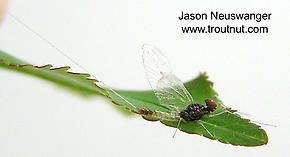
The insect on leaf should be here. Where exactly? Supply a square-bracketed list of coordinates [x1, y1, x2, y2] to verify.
[0, 49, 268, 146]
[110, 74, 268, 146]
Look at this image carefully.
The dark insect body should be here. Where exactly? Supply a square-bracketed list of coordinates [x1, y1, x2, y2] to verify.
[180, 99, 217, 122]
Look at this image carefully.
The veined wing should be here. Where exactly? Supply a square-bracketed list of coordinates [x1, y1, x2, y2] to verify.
[142, 44, 194, 113]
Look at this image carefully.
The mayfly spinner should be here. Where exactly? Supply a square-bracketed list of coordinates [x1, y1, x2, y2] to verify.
[138, 45, 275, 136]
[138, 44, 217, 137]
[99, 44, 220, 138]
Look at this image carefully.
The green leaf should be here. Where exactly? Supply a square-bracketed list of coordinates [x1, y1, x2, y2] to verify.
[0, 50, 106, 96]
[0, 50, 132, 116]
[0, 49, 268, 146]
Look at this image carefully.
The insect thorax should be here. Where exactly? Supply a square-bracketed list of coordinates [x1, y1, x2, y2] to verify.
[179, 104, 213, 122]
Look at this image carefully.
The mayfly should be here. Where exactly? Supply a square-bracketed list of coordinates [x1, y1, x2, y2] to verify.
[139, 44, 218, 137]
[139, 44, 276, 136]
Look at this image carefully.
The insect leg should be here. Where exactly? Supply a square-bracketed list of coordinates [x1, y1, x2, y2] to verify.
[210, 108, 277, 127]
[198, 121, 214, 138]
[209, 109, 230, 117]
[250, 120, 277, 127]
[213, 103, 252, 117]
[235, 111, 252, 117]
[172, 118, 182, 138]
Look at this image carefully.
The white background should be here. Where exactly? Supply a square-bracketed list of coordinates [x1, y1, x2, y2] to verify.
[0, 0, 290, 156]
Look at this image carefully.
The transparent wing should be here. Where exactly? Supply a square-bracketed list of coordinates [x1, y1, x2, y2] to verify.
[142, 44, 194, 112]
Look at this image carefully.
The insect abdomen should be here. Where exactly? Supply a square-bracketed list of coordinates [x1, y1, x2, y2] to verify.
[137, 108, 180, 121]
